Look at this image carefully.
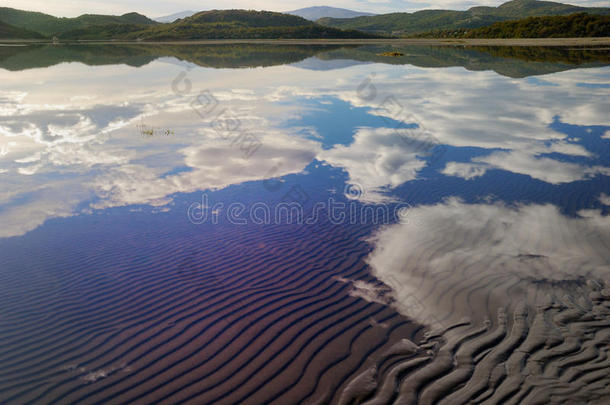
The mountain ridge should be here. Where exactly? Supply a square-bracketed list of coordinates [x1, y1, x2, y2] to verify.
[318, 0, 610, 35]
[154, 10, 196, 23]
[1, 2, 609, 40]
[0, 7, 157, 35]
[287, 6, 375, 20]
[56, 10, 379, 40]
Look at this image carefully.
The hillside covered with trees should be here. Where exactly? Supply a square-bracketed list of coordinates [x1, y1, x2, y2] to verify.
[0, 7, 157, 36]
[1, 2, 609, 40]
[0, 20, 44, 39]
[317, 0, 610, 36]
[56, 10, 379, 40]
[416, 13, 610, 38]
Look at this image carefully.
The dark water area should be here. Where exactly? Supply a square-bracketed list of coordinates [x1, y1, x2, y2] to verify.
[0, 43, 609, 404]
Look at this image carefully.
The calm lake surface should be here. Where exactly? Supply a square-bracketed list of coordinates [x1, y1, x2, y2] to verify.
[1, 44, 609, 404]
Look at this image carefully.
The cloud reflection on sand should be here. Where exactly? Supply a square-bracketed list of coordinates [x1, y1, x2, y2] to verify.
[367, 198, 610, 326]
[338, 199, 610, 404]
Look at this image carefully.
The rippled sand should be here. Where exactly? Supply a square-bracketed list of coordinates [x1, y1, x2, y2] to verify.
[340, 200, 610, 404]
[0, 220, 416, 404]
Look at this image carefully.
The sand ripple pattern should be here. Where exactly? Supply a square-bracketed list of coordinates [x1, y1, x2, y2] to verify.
[340, 280, 610, 405]
[0, 217, 413, 405]
[339, 200, 610, 405]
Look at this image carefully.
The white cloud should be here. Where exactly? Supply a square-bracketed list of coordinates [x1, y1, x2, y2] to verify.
[318, 127, 428, 202]
[0, 182, 91, 238]
[300, 65, 609, 191]
[443, 150, 610, 184]
[90, 129, 320, 209]
[329, 67, 609, 186]
[367, 199, 610, 327]
[441, 161, 487, 180]
[0, 61, 325, 237]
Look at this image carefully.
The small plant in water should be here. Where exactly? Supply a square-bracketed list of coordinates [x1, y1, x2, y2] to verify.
[379, 51, 405, 57]
[136, 120, 174, 137]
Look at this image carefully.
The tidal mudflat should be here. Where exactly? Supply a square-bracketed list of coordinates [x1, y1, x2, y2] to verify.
[0, 43, 608, 404]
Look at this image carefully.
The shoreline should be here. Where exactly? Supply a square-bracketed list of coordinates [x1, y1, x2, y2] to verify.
[1, 37, 610, 47]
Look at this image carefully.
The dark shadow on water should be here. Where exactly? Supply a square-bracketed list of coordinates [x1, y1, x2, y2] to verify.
[0, 43, 608, 77]
[314, 44, 610, 77]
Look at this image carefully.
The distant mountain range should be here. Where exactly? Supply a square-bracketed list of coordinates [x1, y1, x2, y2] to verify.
[55, 10, 378, 40]
[318, 0, 610, 35]
[286, 6, 375, 20]
[0, 8, 376, 40]
[153, 7, 376, 24]
[154, 11, 196, 23]
[0, 1, 608, 40]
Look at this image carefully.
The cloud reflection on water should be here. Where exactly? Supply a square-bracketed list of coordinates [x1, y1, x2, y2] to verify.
[0, 54, 608, 237]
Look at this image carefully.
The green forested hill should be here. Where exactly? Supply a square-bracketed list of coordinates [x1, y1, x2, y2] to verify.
[181, 10, 312, 26]
[0, 7, 157, 35]
[2, 3, 608, 40]
[56, 10, 379, 40]
[0, 20, 44, 38]
[417, 13, 610, 38]
[318, 0, 610, 36]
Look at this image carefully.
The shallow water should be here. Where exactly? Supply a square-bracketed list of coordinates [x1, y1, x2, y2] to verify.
[0, 44, 609, 404]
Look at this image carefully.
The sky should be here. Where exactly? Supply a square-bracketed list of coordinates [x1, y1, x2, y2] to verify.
[2, 0, 606, 18]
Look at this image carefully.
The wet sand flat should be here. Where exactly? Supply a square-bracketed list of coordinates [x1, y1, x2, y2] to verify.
[0, 39, 608, 405]
[0, 220, 419, 405]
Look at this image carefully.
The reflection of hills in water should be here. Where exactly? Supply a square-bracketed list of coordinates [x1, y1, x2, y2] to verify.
[0, 44, 350, 71]
[1, 43, 609, 78]
[0, 44, 158, 70]
[312, 45, 610, 77]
